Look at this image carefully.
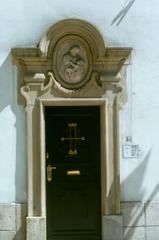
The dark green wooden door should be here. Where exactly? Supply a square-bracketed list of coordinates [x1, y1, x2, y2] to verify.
[45, 106, 101, 240]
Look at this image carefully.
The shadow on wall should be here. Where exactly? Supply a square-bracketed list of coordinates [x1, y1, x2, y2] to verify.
[0, 53, 27, 203]
[111, 0, 136, 26]
[121, 149, 159, 239]
[121, 149, 151, 201]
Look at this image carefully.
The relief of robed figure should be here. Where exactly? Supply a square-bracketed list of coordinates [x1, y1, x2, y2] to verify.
[60, 45, 85, 84]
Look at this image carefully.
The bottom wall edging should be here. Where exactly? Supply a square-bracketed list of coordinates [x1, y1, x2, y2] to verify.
[0, 202, 159, 240]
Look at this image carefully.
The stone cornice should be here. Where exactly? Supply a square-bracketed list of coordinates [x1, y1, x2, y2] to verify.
[12, 47, 131, 65]
[12, 47, 131, 90]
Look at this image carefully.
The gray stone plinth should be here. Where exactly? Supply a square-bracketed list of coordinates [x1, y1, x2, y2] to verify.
[26, 217, 46, 240]
[0, 203, 27, 240]
[146, 226, 159, 240]
[0, 204, 16, 230]
[146, 202, 159, 226]
[123, 227, 145, 240]
[0, 231, 16, 240]
[102, 215, 123, 240]
[15, 203, 27, 240]
[121, 202, 145, 227]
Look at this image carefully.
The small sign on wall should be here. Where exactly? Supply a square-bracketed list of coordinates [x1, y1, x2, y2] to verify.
[122, 144, 140, 158]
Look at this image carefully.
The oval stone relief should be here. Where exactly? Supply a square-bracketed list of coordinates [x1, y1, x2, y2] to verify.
[53, 36, 92, 89]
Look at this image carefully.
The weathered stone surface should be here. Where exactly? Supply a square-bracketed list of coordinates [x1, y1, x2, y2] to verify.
[102, 215, 123, 240]
[123, 227, 145, 240]
[0, 231, 16, 240]
[0, 204, 16, 231]
[146, 226, 159, 240]
[15, 203, 27, 240]
[146, 202, 159, 226]
[121, 202, 145, 227]
[26, 217, 46, 240]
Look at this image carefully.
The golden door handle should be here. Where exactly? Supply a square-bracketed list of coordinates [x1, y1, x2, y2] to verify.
[47, 165, 56, 182]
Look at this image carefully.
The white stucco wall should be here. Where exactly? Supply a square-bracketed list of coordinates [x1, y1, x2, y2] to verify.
[0, 0, 159, 203]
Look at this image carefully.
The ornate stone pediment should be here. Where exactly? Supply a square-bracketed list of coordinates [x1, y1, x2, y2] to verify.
[12, 19, 131, 101]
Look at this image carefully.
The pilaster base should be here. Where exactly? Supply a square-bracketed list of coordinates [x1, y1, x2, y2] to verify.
[102, 215, 123, 240]
[26, 217, 46, 240]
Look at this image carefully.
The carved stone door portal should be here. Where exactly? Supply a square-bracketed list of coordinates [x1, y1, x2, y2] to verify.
[12, 19, 131, 240]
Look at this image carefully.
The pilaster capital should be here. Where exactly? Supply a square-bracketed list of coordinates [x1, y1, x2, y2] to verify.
[20, 72, 53, 108]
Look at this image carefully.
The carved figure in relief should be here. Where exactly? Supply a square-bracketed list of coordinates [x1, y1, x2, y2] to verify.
[61, 45, 85, 83]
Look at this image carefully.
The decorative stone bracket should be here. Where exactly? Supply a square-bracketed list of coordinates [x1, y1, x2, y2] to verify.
[12, 19, 131, 240]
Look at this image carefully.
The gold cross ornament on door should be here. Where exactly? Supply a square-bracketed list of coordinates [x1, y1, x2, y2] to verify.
[61, 123, 85, 155]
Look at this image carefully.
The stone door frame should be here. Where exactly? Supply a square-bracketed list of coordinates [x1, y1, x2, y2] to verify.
[26, 96, 121, 240]
[40, 98, 108, 216]
[40, 98, 109, 234]
[12, 19, 131, 240]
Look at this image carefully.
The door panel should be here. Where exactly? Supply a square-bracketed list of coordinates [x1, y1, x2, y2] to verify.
[45, 106, 101, 240]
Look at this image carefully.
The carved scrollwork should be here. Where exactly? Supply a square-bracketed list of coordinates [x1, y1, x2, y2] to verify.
[48, 72, 73, 94]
